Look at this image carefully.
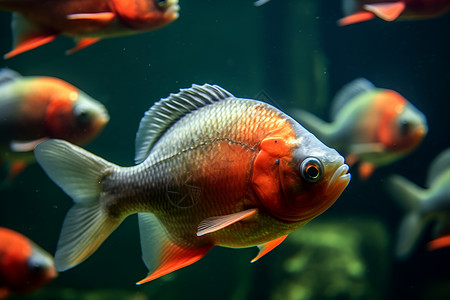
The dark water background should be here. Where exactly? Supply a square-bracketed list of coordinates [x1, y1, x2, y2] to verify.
[0, 0, 450, 299]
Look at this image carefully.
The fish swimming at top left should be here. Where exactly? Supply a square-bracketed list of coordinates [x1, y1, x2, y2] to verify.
[0, 68, 109, 182]
[0, 0, 180, 59]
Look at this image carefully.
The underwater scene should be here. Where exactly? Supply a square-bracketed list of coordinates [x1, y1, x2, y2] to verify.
[0, 0, 449, 299]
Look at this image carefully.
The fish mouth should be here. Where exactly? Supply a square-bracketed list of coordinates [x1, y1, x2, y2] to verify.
[164, 2, 180, 20]
[326, 164, 351, 196]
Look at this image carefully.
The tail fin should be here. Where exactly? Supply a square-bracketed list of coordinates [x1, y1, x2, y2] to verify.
[34, 139, 122, 272]
[386, 175, 428, 259]
[290, 109, 334, 143]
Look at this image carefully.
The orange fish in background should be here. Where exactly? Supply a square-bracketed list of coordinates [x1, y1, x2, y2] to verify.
[291, 78, 427, 179]
[0, 68, 109, 181]
[0, 0, 180, 58]
[338, 0, 450, 26]
[0, 227, 56, 299]
[34, 84, 350, 283]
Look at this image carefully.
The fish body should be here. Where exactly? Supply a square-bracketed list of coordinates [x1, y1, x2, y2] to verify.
[291, 78, 427, 179]
[0, 0, 179, 58]
[0, 227, 56, 299]
[0, 68, 109, 180]
[339, 0, 450, 25]
[35, 84, 350, 283]
[386, 148, 450, 258]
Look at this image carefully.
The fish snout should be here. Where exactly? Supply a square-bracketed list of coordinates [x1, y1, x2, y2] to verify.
[164, 1, 180, 20]
[325, 163, 350, 196]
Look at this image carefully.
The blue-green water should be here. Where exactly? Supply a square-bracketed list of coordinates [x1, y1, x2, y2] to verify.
[0, 1, 449, 299]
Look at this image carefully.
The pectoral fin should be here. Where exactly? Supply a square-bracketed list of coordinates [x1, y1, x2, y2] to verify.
[251, 235, 287, 263]
[67, 12, 115, 22]
[363, 2, 405, 21]
[196, 208, 258, 236]
[10, 138, 48, 152]
[66, 38, 101, 55]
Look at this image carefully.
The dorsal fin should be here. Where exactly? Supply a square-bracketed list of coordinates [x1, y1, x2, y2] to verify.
[426, 148, 450, 187]
[330, 78, 375, 119]
[0, 68, 21, 85]
[134, 84, 235, 164]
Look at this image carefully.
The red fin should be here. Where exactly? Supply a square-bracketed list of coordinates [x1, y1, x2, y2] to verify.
[4, 34, 56, 59]
[136, 240, 212, 284]
[0, 287, 9, 299]
[428, 235, 450, 251]
[338, 11, 375, 26]
[359, 162, 375, 180]
[197, 208, 258, 236]
[67, 12, 115, 21]
[8, 160, 28, 181]
[363, 2, 405, 21]
[251, 235, 287, 263]
[66, 38, 101, 55]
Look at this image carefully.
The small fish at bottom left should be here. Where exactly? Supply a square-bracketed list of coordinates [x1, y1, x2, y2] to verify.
[0, 227, 57, 299]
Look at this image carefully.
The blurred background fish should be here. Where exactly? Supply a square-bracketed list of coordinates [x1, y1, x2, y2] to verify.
[0, 68, 109, 182]
[291, 78, 427, 179]
[34, 84, 350, 284]
[386, 148, 450, 259]
[0, 0, 180, 58]
[339, 0, 450, 26]
[0, 227, 56, 299]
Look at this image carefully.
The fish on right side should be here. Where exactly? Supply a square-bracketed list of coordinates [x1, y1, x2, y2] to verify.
[386, 148, 450, 258]
[291, 78, 427, 179]
[338, 0, 450, 26]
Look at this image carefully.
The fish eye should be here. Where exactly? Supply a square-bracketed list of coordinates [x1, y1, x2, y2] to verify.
[74, 106, 91, 123]
[399, 119, 412, 135]
[300, 157, 323, 183]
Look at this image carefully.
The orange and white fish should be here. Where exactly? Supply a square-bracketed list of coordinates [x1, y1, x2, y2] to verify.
[386, 148, 450, 258]
[34, 84, 350, 283]
[0, 68, 109, 180]
[291, 78, 427, 179]
[0, 227, 56, 299]
[0, 0, 179, 58]
[339, 0, 450, 26]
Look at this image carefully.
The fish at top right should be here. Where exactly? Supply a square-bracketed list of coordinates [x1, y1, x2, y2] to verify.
[291, 78, 428, 180]
[338, 0, 450, 26]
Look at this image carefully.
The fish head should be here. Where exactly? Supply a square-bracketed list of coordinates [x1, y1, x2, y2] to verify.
[66, 91, 110, 145]
[377, 90, 427, 153]
[111, 0, 179, 30]
[23, 243, 57, 292]
[41, 78, 109, 145]
[252, 125, 350, 222]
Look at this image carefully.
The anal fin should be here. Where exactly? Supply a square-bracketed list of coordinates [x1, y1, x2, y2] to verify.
[251, 235, 287, 263]
[137, 213, 212, 284]
[196, 208, 258, 236]
[66, 38, 101, 55]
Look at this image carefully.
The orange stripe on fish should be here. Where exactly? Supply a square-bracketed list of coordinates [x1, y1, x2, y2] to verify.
[428, 235, 450, 251]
